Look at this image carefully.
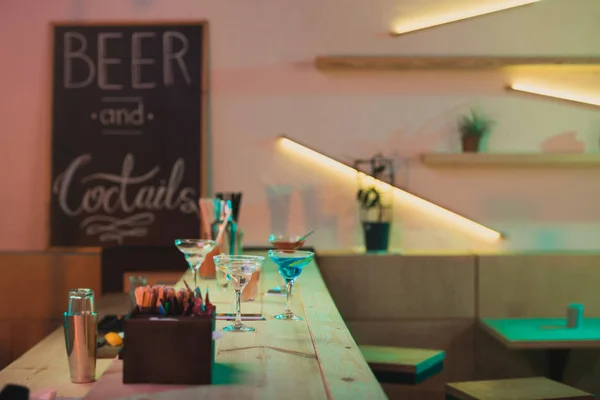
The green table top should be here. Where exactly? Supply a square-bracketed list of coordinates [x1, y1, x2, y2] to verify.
[481, 318, 600, 349]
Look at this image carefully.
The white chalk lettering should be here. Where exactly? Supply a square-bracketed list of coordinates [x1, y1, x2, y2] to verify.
[64, 32, 95, 89]
[98, 32, 123, 90]
[62, 30, 193, 89]
[52, 153, 198, 218]
[163, 31, 191, 86]
[132, 32, 157, 89]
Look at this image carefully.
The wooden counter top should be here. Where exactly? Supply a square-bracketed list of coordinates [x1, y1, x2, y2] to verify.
[0, 252, 385, 399]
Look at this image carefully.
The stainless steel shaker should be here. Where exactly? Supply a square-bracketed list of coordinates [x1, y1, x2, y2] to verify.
[64, 288, 97, 383]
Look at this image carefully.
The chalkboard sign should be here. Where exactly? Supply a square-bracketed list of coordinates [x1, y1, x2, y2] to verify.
[50, 22, 206, 247]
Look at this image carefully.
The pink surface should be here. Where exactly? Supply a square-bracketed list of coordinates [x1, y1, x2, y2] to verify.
[541, 132, 585, 153]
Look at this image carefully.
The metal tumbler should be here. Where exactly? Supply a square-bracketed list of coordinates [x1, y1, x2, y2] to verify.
[63, 312, 97, 383]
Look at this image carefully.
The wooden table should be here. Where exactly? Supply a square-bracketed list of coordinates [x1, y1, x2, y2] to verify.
[447, 377, 594, 400]
[359, 345, 445, 384]
[481, 318, 600, 382]
[0, 252, 386, 399]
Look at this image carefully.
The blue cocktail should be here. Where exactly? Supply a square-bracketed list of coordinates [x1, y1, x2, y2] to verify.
[268, 250, 314, 320]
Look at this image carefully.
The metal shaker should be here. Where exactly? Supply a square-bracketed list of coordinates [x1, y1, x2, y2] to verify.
[64, 288, 97, 383]
[63, 312, 97, 383]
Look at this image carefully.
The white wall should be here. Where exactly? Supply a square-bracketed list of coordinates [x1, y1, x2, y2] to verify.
[1, 0, 600, 251]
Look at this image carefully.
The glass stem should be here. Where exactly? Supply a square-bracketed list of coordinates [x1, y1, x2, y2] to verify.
[285, 280, 294, 316]
[235, 289, 242, 326]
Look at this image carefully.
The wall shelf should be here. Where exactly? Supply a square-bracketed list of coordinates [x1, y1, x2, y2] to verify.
[421, 153, 600, 167]
[315, 56, 600, 71]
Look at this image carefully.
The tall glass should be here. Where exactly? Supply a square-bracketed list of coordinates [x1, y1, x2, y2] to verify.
[174, 239, 216, 288]
[68, 289, 95, 315]
[214, 255, 265, 332]
[268, 250, 314, 321]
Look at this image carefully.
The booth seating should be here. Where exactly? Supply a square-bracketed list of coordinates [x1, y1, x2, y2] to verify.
[446, 377, 594, 400]
[359, 345, 445, 385]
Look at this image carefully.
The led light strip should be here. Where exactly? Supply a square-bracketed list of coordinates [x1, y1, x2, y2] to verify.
[391, 0, 542, 36]
[508, 83, 600, 108]
[277, 136, 502, 242]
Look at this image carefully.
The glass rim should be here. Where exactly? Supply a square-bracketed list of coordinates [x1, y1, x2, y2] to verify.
[174, 238, 216, 245]
[213, 254, 265, 262]
[268, 234, 304, 242]
[268, 250, 314, 257]
[69, 288, 94, 295]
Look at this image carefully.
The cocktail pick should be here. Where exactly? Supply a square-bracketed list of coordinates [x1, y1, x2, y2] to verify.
[183, 279, 193, 293]
[205, 287, 211, 308]
[192, 298, 204, 316]
[195, 286, 202, 299]
[158, 300, 166, 316]
[301, 229, 315, 241]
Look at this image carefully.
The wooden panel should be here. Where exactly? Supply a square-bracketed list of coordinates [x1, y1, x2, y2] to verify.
[447, 377, 594, 400]
[0, 251, 101, 319]
[422, 153, 600, 168]
[9, 319, 61, 362]
[478, 255, 600, 318]
[0, 322, 10, 370]
[315, 56, 600, 71]
[318, 254, 476, 319]
[474, 322, 549, 381]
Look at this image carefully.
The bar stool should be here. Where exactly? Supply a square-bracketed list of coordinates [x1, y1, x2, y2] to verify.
[359, 345, 445, 385]
[446, 377, 594, 400]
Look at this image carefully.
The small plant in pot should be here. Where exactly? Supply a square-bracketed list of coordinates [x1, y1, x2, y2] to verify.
[458, 108, 495, 152]
[355, 154, 394, 253]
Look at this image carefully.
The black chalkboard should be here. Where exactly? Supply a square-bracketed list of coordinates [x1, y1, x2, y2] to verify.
[50, 22, 206, 247]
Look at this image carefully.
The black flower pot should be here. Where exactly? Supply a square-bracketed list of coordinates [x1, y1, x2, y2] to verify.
[362, 222, 391, 252]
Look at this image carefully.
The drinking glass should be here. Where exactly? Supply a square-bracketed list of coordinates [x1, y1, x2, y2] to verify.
[268, 250, 314, 321]
[268, 234, 305, 294]
[174, 239, 216, 288]
[242, 265, 262, 302]
[68, 288, 95, 314]
[214, 255, 265, 332]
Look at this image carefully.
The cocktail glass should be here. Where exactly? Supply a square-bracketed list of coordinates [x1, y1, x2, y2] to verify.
[268, 234, 306, 294]
[174, 239, 216, 288]
[268, 234, 305, 251]
[214, 254, 265, 332]
[268, 250, 314, 321]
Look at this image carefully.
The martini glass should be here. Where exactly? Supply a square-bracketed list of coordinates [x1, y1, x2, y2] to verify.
[214, 254, 265, 332]
[268, 234, 306, 294]
[174, 239, 216, 288]
[268, 250, 314, 321]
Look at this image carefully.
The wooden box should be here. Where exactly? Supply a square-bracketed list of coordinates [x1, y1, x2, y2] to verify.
[122, 311, 216, 385]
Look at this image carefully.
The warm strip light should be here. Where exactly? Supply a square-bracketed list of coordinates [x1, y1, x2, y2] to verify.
[391, 0, 541, 35]
[508, 83, 600, 108]
[277, 136, 502, 242]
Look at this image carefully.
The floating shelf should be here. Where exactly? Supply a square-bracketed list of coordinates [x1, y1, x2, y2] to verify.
[421, 153, 600, 167]
[315, 56, 600, 71]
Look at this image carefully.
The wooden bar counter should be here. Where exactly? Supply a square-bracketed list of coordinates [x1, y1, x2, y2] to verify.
[0, 252, 386, 399]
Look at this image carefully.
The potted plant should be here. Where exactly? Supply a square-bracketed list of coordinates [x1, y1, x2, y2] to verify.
[355, 154, 394, 252]
[458, 109, 495, 152]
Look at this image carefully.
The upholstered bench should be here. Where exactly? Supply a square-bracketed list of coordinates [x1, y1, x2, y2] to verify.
[359, 345, 445, 385]
[446, 377, 594, 400]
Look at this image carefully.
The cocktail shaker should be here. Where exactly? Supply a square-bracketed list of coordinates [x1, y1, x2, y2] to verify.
[64, 288, 97, 383]
[63, 312, 97, 383]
